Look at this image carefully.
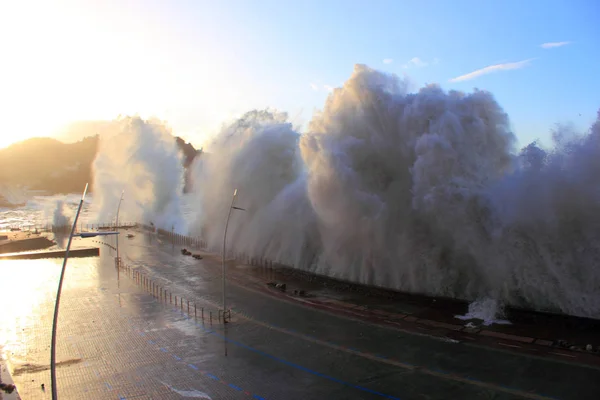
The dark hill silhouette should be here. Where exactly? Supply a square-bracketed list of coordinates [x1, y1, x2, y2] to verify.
[0, 135, 200, 195]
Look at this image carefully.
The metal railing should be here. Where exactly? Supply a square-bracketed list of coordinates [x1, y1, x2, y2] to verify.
[1, 222, 137, 233]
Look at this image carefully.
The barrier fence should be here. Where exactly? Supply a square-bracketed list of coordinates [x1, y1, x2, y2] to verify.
[116, 259, 230, 324]
[2, 222, 137, 233]
[60, 221, 401, 301]
[139, 223, 279, 269]
[136, 223, 394, 299]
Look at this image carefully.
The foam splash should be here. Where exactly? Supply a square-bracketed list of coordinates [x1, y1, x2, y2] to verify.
[455, 298, 512, 326]
[188, 65, 600, 318]
[189, 110, 320, 268]
[51, 200, 72, 228]
[161, 382, 212, 399]
[92, 116, 186, 232]
[0, 184, 27, 208]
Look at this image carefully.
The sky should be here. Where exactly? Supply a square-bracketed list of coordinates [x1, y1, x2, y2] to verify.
[0, 0, 598, 149]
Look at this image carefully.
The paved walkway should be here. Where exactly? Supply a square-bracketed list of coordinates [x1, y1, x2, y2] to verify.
[1, 254, 274, 399]
[115, 231, 600, 399]
[2, 230, 600, 399]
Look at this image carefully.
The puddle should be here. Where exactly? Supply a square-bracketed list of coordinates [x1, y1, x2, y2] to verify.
[12, 358, 82, 376]
[161, 382, 212, 398]
[169, 319, 202, 336]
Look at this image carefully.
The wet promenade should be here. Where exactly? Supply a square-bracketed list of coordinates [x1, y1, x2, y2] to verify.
[1, 231, 599, 399]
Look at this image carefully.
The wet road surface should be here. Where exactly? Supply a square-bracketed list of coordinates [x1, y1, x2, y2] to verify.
[1, 231, 599, 399]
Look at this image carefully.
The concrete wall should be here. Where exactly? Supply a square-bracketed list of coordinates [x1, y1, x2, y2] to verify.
[0, 237, 54, 254]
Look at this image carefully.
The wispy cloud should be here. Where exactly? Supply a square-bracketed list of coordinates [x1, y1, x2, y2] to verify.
[383, 58, 393, 64]
[410, 57, 427, 67]
[449, 58, 535, 83]
[310, 83, 319, 91]
[402, 57, 431, 69]
[540, 41, 571, 49]
[323, 85, 334, 92]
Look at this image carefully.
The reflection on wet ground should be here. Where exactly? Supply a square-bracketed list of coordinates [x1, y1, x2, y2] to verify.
[0, 232, 599, 399]
[12, 359, 83, 376]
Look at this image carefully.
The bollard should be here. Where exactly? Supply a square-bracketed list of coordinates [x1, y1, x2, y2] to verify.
[180, 298, 183, 309]
[175, 295, 177, 305]
[194, 304, 197, 318]
[170, 293, 172, 303]
[201, 307, 204, 320]
[187, 300, 190, 314]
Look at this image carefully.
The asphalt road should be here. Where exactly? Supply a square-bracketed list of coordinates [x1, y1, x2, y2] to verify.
[114, 230, 600, 400]
[1, 231, 599, 399]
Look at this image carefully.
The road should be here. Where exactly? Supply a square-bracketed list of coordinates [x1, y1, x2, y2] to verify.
[1, 230, 599, 399]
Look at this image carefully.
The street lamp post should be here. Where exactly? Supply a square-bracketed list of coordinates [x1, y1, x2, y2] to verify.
[50, 184, 119, 400]
[222, 189, 244, 323]
[115, 191, 124, 261]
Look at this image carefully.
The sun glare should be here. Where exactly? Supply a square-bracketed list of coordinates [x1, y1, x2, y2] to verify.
[0, 1, 182, 149]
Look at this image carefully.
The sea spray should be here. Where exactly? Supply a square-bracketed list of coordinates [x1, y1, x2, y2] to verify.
[187, 65, 600, 318]
[92, 116, 186, 232]
[455, 298, 511, 326]
[300, 65, 516, 290]
[190, 110, 320, 267]
[51, 200, 72, 230]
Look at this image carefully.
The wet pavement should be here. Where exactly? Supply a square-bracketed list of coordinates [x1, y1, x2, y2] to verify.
[0, 230, 599, 399]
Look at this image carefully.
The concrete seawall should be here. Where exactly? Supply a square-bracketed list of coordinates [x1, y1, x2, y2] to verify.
[0, 247, 100, 260]
[0, 236, 55, 254]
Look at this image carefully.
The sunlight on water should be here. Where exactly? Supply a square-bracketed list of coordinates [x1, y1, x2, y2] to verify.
[0, 260, 59, 355]
[0, 258, 100, 357]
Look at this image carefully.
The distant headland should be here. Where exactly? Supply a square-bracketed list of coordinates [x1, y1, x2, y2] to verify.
[0, 135, 200, 197]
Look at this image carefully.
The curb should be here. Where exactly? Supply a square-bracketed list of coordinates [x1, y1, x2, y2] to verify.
[225, 271, 600, 368]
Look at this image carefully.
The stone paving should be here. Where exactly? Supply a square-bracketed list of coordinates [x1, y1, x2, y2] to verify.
[2, 232, 600, 399]
[115, 232, 600, 399]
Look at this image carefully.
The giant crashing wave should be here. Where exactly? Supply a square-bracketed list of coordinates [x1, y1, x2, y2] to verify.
[167, 65, 600, 318]
[92, 116, 186, 233]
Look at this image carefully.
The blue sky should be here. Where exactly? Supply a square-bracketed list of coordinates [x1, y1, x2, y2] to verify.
[1, 0, 598, 149]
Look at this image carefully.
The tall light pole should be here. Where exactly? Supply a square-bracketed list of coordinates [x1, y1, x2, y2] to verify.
[222, 189, 245, 323]
[50, 184, 119, 400]
[115, 191, 124, 262]
[115, 190, 124, 229]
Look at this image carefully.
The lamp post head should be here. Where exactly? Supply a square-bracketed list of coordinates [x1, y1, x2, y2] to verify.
[75, 232, 120, 238]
